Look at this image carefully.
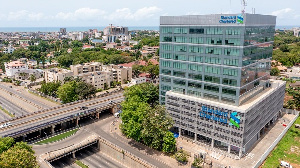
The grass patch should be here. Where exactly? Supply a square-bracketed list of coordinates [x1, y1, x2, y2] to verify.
[35, 129, 78, 145]
[262, 117, 300, 168]
[28, 90, 61, 105]
[0, 106, 14, 117]
[75, 160, 89, 168]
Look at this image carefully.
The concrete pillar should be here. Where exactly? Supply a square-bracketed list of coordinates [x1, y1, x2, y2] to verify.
[179, 128, 181, 137]
[22, 135, 26, 142]
[97, 140, 100, 150]
[72, 152, 75, 158]
[51, 125, 55, 134]
[76, 118, 79, 127]
[39, 130, 42, 136]
[211, 139, 215, 148]
[110, 105, 116, 114]
[96, 112, 99, 119]
[228, 144, 231, 153]
[239, 148, 242, 158]
[194, 133, 197, 141]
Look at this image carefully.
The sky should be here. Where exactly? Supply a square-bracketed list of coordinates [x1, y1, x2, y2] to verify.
[0, 0, 299, 27]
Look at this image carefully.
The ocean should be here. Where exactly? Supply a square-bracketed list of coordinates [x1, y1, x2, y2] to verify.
[0, 26, 159, 33]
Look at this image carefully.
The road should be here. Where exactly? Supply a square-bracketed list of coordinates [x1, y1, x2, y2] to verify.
[0, 94, 30, 117]
[0, 83, 51, 109]
[76, 147, 124, 168]
[0, 92, 124, 138]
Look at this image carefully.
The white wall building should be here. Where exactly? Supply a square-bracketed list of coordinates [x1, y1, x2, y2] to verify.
[3, 45, 15, 54]
[5, 61, 28, 77]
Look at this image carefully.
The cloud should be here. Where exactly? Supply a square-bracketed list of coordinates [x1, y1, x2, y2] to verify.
[55, 8, 106, 21]
[271, 8, 294, 19]
[6, 10, 44, 21]
[106, 6, 162, 20]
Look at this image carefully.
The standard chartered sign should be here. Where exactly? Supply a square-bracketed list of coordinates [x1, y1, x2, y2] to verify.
[199, 105, 241, 128]
[219, 14, 244, 24]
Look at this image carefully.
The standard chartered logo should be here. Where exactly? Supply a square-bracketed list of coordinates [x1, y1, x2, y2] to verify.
[237, 14, 244, 24]
[229, 112, 240, 128]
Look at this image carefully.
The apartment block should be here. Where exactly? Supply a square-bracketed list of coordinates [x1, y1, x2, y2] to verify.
[102, 65, 132, 84]
[44, 68, 73, 83]
[70, 62, 102, 76]
[77, 71, 113, 90]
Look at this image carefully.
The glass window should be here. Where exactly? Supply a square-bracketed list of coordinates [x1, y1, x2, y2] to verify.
[224, 59, 239, 66]
[189, 46, 204, 53]
[205, 66, 220, 74]
[174, 54, 187, 61]
[187, 90, 201, 97]
[206, 47, 222, 55]
[189, 28, 204, 34]
[161, 53, 172, 59]
[174, 28, 188, 34]
[173, 71, 185, 78]
[223, 68, 238, 76]
[188, 55, 202, 62]
[174, 45, 187, 52]
[222, 78, 237, 86]
[204, 84, 219, 93]
[173, 87, 185, 94]
[188, 73, 202, 81]
[161, 27, 173, 34]
[224, 48, 240, 56]
[161, 44, 172, 51]
[188, 81, 202, 89]
[222, 88, 236, 96]
[174, 79, 186, 86]
[205, 57, 221, 64]
[204, 75, 220, 84]
[206, 27, 223, 35]
[225, 39, 240, 46]
[174, 36, 187, 43]
[225, 28, 241, 35]
[173, 62, 187, 70]
[161, 60, 172, 68]
[161, 85, 171, 90]
[161, 76, 171, 82]
[162, 36, 172, 42]
[190, 37, 204, 44]
[161, 69, 171, 76]
[188, 64, 202, 72]
[206, 38, 222, 45]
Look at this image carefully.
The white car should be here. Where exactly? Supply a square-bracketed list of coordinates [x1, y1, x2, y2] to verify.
[0, 122, 11, 128]
[281, 161, 293, 168]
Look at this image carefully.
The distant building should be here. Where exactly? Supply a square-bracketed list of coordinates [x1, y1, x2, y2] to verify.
[102, 64, 132, 84]
[103, 25, 129, 43]
[3, 45, 15, 54]
[293, 27, 300, 37]
[60, 28, 67, 35]
[82, 45, 95, 50]
[70, 62, 102, 76]
[142, 45, 159, 57]
[130, 77, 146, 86]
[70, 32, 84, 41]
[14, 69, 43, 81]
[78, 71, 113, 90]
[5, 61, 28, 77]
[44, 68, 73, 84]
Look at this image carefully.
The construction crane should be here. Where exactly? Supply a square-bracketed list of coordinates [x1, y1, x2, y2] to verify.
[241, 0, 247, 13]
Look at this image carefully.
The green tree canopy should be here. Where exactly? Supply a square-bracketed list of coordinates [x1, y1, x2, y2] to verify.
[57, 81, 79, 103]
[270, 67, 280, 76]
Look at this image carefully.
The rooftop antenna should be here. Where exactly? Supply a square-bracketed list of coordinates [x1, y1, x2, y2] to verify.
[241, 0, 247, 13]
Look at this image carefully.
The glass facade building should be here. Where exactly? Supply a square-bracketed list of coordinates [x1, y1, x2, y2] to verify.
[159, 14, 275, 106]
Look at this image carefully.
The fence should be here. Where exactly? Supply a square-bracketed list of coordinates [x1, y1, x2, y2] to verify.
[253, 110, 299, 168]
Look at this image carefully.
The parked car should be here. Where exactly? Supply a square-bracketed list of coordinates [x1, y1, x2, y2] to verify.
[281, 161, 293, 168]
[80, 106, 88, 110]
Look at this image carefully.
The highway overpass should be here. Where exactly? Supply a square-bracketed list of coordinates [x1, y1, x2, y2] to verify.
[0, 89, 124, 142]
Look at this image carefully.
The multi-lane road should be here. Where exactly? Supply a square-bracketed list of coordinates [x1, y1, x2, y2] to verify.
[0, 92, 124, 138]
[0, 94, 29, 117]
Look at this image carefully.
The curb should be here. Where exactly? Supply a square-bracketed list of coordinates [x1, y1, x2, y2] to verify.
[33, 128, 79, 145]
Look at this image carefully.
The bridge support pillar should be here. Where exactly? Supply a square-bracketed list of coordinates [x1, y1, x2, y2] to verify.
[51, 125, 55, 135]
[22, 135, 26, 142]
[39, 130, 42, 137]
[76, 118, 79, 127]
[97, 140, 100, 150]
[96, 112, 99, 119]
[110, 105, 117, 114]
[72, 152, 76, 158]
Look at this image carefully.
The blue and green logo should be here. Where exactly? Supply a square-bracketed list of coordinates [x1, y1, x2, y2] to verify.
[237, 14, 244, 24]
[229, 112, 240, 128]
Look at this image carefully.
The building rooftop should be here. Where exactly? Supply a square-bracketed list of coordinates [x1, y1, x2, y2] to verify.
[6, 61, 25, 67]
[167, 80, 285, 113]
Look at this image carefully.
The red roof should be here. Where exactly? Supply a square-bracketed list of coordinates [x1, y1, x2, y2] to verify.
[118, 59, 158, 68]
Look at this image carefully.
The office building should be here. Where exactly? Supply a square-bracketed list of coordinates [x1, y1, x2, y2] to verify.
[102, 25, 129, 43]
[159, 14, 285, 158]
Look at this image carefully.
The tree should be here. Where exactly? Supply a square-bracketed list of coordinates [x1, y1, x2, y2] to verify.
[0, 137, 14, 154]
[192, 157, 204, 168]
[75, 81, 96, 99]
[162, 131, 176, 153]
[270, 67, 280, 76]
[39, 82, 61, 97]
[146, 63, 159, 80]
[175, 149, 188, 163]
[57, 81, 78, 103]
[30, 74, 36, 83]
[123, 83, 159, 106]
